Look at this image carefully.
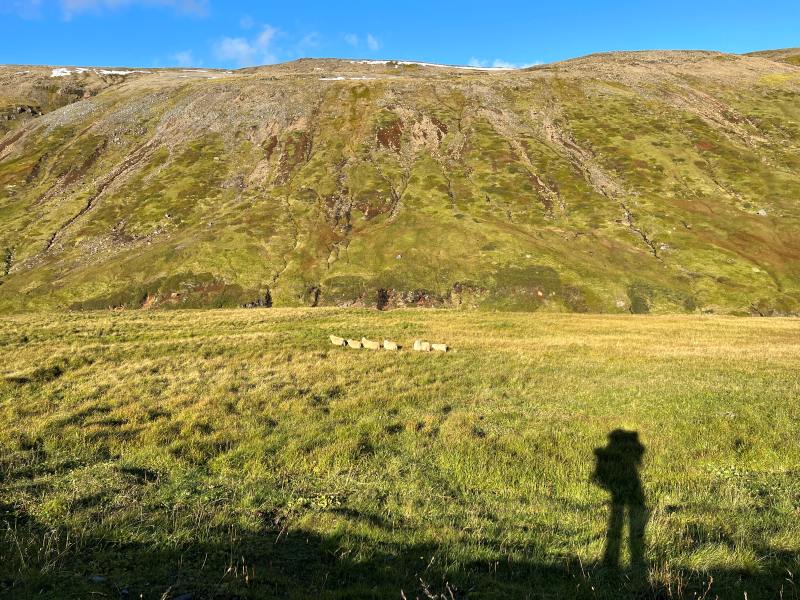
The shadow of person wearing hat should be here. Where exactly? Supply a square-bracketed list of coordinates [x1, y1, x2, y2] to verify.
[592, 429, 648, 572]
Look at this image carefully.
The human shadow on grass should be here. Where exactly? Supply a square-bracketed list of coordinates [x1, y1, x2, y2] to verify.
[591, 429, 648, 576]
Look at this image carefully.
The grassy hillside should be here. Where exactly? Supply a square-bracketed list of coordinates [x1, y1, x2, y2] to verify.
[1, 51, 800, 314]
[1, 309, 799, 598]
[748, 48, 800, 66]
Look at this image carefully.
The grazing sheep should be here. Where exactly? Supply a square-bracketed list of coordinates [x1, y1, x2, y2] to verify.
[346, 339, 363, 349]
[413, 340, 431, 352]
[431, 343, 448, 352]
[361, 338, 381, 350]
[330, 335, 346, 346]
[383, 340, 399, 351]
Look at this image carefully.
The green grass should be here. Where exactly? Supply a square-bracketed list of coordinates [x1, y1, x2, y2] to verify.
[1, 308, 799, 598]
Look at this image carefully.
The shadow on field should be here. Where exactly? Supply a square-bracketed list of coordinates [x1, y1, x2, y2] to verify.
[2, 429, 799, 599]
[5, 505, 799, 598]
[3, 515, 798, 600]
[592, 429, 648, 575]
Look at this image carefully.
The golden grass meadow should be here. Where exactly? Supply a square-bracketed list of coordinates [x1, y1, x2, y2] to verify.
[1, 308, 799, 598]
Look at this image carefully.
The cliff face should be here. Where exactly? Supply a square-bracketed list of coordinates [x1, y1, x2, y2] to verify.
[1, 52, 799, 314]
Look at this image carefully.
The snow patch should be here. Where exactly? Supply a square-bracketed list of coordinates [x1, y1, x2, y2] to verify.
[320, 76, 377, 81]
[348, 59, 516, 71]
[97, 69, 143, 75]
[51, 67, 147, 78]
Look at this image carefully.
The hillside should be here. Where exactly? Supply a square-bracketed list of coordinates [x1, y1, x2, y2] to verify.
[1, 50, 799, 314]
[747, 48, 800, 66]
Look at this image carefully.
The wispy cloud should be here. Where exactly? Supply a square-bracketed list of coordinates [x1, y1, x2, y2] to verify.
[343, 32, 381, 52]
[468, 57, 540, 69]
[366, 33, 380, 51]
[297, 32, 321, 52]
[170, 49, 197, 67]
[59, 0, 209, 19]
[213, 24, 279, 66]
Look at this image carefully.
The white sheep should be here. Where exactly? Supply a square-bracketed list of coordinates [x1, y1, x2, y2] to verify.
[413, 340, 432, 352]
[346, 339, 363, 349]
[330, 335, 346, 346]
[383, 340, 399, 351]
[361, 338, 381, 350]
[431, 343, 448, 352]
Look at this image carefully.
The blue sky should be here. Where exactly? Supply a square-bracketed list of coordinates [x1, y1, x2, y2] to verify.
[1, 0, 798, 69]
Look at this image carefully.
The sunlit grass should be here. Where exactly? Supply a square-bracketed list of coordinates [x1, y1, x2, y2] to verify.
[1, 308, 799, 598]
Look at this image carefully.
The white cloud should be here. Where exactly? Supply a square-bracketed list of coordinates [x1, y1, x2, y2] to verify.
[256, 24, 277, 49]
[468, 57, 540, 69]
[214, 37, 257, 65]
[297, 32, 321, 52]
[366, 33, 380, 51]
[213, 24, 279, 66]
[343, 32, 380, 52]
[59, 0, 208, 19]
[170, 49, 197, 67]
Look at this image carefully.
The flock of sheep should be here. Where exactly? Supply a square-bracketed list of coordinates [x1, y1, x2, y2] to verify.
[329, 335, 448, 352]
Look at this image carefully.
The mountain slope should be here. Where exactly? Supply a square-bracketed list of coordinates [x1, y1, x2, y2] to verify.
[1, 51, 799, 314]
[747, 48, 800, 66]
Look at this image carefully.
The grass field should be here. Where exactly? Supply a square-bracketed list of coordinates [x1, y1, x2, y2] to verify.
[1, 309, 799, 599]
